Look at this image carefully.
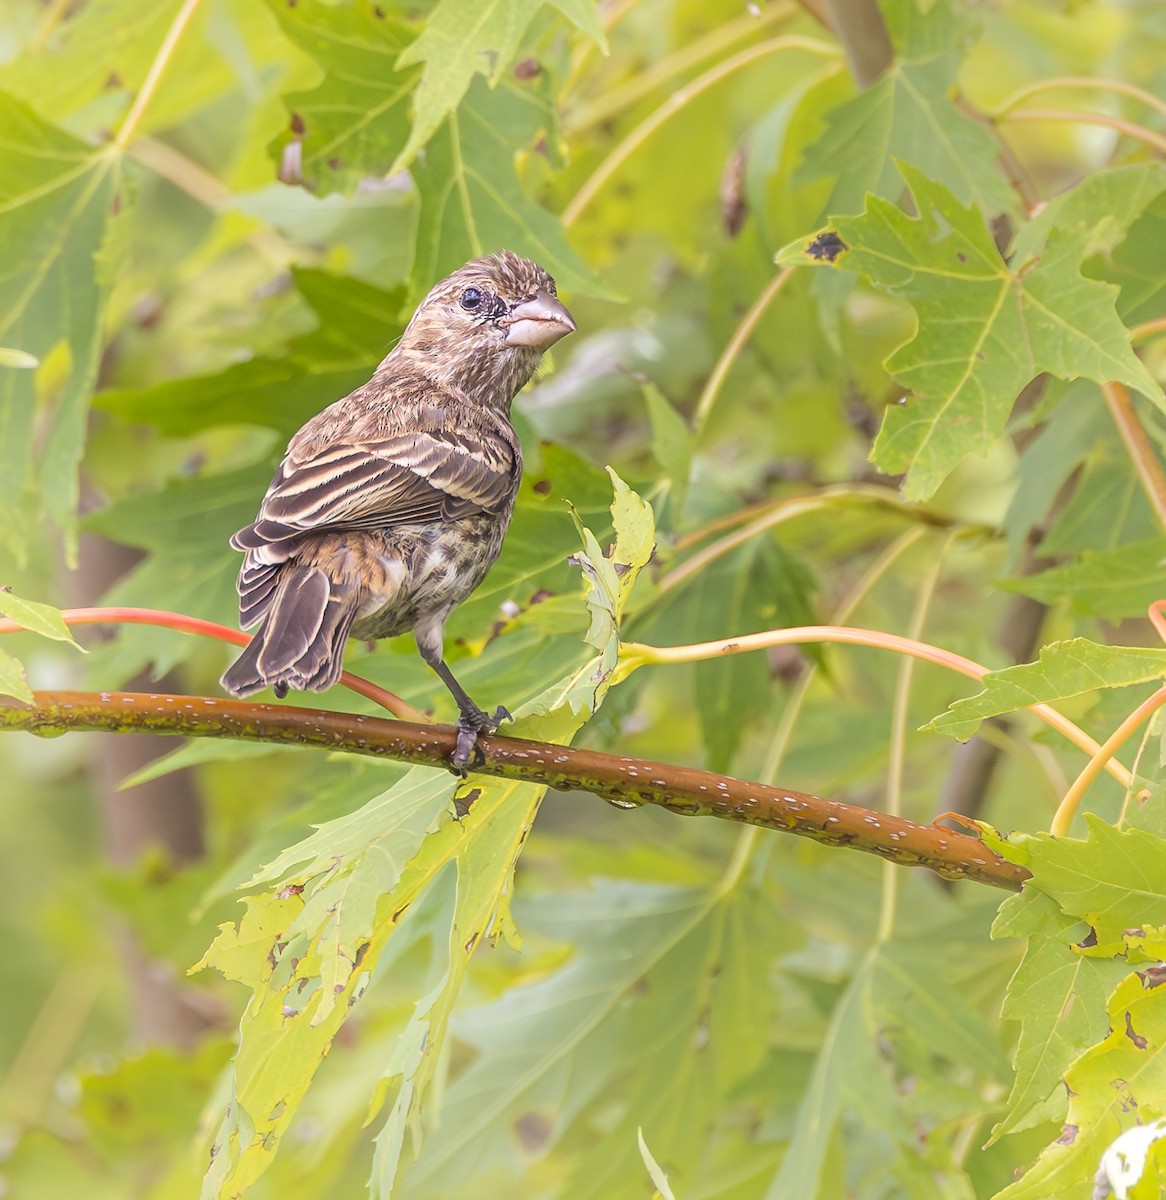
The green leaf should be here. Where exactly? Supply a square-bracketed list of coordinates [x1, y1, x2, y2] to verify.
[98, 271, 405, 437]
[393, 0, 604, 172]
[1109, 192, 1166, 324]
[985, 818, 1166, 948]
[782, 164, 1163, 500]
[398, 879, 790, 1197]
[638, 1129, 677, 1200]
[1012, 162, 1166, 264]
[409, 75, 603, 298]
[0, 347, 37, 369]
[989, 890, 1130, 1142]
[0, 591, 83, 651]
[0, 647, 33, 704]
[926, 639, 1166, 742]
[1002, 537, 1166, 621]
[84, 464, 269, 682]
[0, 93, 128, 558]
[264, 0, 417, 194]
[796, 56, 1019, 221]
[994, 968, 1166, 1200]
[643, 383, 693, 524]
[198, 476, 656, 1198]
[0, 0, 183, 123]
[569, 468, 654, 690]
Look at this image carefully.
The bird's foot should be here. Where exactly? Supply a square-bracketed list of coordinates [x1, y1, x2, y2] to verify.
[451, 704, 511, 773]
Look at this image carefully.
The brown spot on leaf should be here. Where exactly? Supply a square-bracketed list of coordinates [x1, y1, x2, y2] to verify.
[328, 157, 341, 170]
[806, 230, 847, 262]
[1138, 962, 1166, 989]
[1056, 1124, 1078, 1145]
[1125, 1012, 1148, 1049]
[532, 478, 552, 495]
[455, 787, 481, 819]
[373, 4, 385, 16]
[1078, 927, 1098, 949]
[277, 883, 304, 900]
[513, 58, 541, 80]
[530, 588, 555, 605]
[956, 252, 967, 262]
[290, 112, 306, 136]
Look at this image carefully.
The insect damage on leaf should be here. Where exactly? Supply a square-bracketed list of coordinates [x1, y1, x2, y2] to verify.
[806, 230, 848, 262]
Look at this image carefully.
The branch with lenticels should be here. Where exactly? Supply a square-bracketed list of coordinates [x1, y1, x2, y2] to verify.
[0, 689, 1029, 892]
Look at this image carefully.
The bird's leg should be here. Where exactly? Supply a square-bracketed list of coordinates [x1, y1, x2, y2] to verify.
[417, 629, 509, 771]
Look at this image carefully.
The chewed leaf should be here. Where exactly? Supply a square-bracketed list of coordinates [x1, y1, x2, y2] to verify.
[393, 0, 604, 172]
[784, 162, 1164, 500]
[926, 639, 1166, 741]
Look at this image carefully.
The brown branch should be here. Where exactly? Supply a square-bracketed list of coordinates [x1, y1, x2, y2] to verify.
[1, 690, 1030, 892]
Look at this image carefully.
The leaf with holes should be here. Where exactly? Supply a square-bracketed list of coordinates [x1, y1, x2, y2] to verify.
[265, 0, 417, 193]
[781, 164, 1163, 500]
[393, 0, 605, 172]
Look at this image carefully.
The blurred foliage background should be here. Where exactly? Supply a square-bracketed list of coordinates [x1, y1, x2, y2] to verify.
[1, 0, 1166, 1196]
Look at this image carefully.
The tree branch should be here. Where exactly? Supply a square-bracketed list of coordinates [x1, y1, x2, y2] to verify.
[0, 690, 1030, 892]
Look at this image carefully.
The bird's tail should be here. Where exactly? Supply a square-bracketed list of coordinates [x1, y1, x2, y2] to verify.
[220, 565, 360, 698]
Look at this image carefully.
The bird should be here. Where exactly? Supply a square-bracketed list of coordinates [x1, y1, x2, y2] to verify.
[220, 250, 576, 769]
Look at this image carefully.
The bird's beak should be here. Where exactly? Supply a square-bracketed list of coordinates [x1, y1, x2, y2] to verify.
[503, 291, 576, 348]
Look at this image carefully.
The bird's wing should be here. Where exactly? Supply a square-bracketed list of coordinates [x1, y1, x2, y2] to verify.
[231, 427, 516, 551]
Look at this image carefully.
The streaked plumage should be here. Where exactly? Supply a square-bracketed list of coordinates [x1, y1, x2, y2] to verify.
[221, 250, 575, 767]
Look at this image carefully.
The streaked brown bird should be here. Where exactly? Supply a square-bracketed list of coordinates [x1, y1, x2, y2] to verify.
[221, 250, 575, 768]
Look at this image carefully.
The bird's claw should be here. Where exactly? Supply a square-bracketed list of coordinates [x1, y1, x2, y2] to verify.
[450, 705, 511, 773]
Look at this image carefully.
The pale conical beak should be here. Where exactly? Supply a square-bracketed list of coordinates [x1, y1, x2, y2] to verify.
[503, 290, 576, 348]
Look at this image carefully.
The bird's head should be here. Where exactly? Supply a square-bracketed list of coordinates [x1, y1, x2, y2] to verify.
[390, 250, 576, 402]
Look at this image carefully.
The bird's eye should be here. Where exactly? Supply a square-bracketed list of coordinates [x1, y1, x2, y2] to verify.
[460, 287, 483, 311]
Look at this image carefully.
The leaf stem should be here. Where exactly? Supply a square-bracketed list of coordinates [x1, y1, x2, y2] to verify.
[0, 689, 1030, 891]
[1102, 381, 1166, 532]
[565, 3, 797, 134]
[992, 77, 1166, 124]
[661, 486, 962, 595]
[0, 606, 428, 723]
[693, 267, 796, 434]
[112, 0, 205, 152]
[28, 0, 74, 52]
[996, 108, 1166, 156]
[877, 533, 950, 943]
[624, 626, 1131, 787]
[1050, 684, 1166, 836]
[1132, 316, 1166, 344]
[561, 36, 841, 227]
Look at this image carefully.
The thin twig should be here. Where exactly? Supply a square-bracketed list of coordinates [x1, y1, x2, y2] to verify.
[693, 267, 795, 434]
[1133, 316, 1166, 344]
[1102, 381, 1166, 531]
[992, 76, 1166, 123]
[565, 3, 797, 134]
[0, 690, 1030, 891]
[0, 606, 428, 723]
[878, 533, 951, 941]
[1050, 684, 1166, 837]
[562, 36, 840, 226]
[625, 627, 1132, 787]
[997, 108, 1166, 156]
